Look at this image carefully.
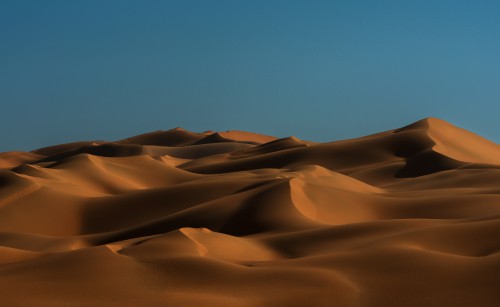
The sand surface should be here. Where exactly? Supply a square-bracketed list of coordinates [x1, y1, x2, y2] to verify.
[1, 117, 499, 306]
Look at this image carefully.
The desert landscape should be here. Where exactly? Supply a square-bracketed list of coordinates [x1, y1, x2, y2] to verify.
[0, 117, 499, 306]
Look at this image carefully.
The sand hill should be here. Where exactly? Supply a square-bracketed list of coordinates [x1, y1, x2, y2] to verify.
[0, 118, 499, 306]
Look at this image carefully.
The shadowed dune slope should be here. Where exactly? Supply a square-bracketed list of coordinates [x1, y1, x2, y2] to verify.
[1, 118, 499, 306]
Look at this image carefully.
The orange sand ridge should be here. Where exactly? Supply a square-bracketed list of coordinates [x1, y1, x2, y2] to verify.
[0, 117, 499, 306]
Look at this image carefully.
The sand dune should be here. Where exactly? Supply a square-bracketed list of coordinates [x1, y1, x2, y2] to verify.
[0, 117, 499, 306]
[0, 151, 45, 169]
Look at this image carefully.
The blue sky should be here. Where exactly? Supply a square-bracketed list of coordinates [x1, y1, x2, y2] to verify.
[1, 0, 499, 151]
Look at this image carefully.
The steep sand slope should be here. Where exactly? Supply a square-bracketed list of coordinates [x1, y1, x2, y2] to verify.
[0, 118, 499, 306]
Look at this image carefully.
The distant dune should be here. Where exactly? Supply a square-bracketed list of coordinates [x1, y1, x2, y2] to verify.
[1, 118, 499, 306]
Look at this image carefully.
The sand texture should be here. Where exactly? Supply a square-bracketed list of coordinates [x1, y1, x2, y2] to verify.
[1, 118, 499, 306]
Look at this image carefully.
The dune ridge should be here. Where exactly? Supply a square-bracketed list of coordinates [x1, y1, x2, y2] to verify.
[0, 118, 499, 306]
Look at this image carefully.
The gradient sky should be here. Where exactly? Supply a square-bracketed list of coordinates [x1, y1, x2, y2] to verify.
[1, 0, 499, 151]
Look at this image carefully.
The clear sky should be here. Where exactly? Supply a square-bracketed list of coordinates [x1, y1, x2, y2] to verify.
[1, 0, 499, 151]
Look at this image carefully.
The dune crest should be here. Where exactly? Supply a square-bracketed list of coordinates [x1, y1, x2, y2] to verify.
[396, 117, 500, 165]
[0, 118, 499, 306]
